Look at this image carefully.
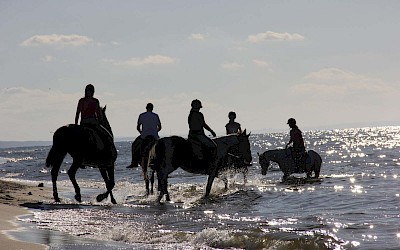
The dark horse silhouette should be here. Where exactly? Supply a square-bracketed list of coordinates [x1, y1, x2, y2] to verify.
[258, 148, 322, 180]
[46, 106, 117, 204]
[146, 130, 252, 202]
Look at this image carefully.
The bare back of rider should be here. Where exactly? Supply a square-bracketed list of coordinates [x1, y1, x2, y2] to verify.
[76, 97, 101, 127]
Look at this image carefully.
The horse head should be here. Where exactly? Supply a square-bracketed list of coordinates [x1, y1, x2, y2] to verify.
[98, 105, 114, 139]
[236, 129, 252, 165]
[258, 152, 270, 175]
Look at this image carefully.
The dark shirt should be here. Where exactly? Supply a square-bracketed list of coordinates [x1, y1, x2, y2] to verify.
[290, 127, 305, 149]
[225, 122, 241, 134]
[188, 110, 205, 134]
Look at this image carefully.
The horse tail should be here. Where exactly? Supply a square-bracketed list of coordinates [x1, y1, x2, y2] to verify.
[147, 140, 161, 171]
[46, 127, 68, 169]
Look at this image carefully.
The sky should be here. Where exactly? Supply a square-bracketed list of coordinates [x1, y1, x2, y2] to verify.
[1, 0, 400, 141]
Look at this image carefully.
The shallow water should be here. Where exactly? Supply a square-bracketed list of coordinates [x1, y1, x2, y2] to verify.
[1, 126, 400, 249]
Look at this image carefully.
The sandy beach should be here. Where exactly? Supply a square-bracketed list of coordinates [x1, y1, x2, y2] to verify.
[0, 179, 53, 250]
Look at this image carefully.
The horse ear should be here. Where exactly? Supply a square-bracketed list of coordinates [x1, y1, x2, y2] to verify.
[242, 129, 247, 135]
[103, 105, 107, 112]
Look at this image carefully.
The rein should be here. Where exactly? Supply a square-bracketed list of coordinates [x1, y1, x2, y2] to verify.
[100, 124, 114, 139]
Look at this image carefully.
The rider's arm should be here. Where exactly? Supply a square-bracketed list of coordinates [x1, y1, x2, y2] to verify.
[157, 115, 162, 132]
[204, 123, 216, 137]
[137, 115, 142, 133]
[286, 130, 294, 148]
[75, 100, 81, 125]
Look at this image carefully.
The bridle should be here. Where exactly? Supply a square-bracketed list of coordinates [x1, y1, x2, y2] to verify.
[99, 124, 113, 139]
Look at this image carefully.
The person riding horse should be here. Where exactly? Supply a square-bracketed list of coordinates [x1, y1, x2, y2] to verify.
[188, 99, 217, 161]
[286, 118, 306, 172]
[74, 84, 108, 166]
[127, 103, 162, 169]
[225, 111, 242, 135]
[75, 84, 102, 127]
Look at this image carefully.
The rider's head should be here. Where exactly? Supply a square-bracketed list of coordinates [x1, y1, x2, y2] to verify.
[85, 84, 95, 97]
[191, 99, 202, 109]
[228, 111, 236, 120]
[287, 118, 297, 127]
[146, 103, 154, 111]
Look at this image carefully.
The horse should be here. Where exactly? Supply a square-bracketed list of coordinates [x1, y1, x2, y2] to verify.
[45, 106, 118, 204]
[146, 130, 252, 202]
[127, 135, 158, 196]
[258, 148, 322, 180]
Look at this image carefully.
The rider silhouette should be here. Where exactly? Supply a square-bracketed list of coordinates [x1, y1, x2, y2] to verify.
[285, 118, 306, 172]
[75, 84, 102, 126]
[225, 111, 242, 135]
[127, 103, 162, 168]
[74, 84, 105, 167]
[188, 99, 217, 160]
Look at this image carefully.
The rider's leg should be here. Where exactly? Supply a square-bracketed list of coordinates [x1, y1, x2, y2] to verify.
[127, 136, 143, 168]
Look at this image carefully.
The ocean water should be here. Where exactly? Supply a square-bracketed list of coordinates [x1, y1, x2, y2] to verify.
[1, 126, 400, 249]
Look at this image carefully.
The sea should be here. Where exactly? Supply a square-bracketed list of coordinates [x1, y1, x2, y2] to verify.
[1, 126, 400, 250]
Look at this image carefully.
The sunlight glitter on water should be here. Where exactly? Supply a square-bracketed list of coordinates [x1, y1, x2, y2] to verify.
[6, 126, 400, 249]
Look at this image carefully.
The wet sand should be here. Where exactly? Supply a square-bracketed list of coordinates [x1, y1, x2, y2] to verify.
[0, 179, 52, 250]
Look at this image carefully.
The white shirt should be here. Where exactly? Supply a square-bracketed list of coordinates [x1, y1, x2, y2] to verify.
[138, 111, 161, 138]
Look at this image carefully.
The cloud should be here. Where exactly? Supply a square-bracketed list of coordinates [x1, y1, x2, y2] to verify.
[221, 62, 244, 70]
[42, 55, 54, 62]
[0, 87, 80, 140]
[290, 68, 398, 96]
[103, 55, 179, 67]
[247, 31, 305, 43]
[252, 59, 270, 68]
[20, 34, 93, 47]
[189, 33, 205, 40]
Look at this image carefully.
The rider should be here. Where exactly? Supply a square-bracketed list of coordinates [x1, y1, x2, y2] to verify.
[75, 84, 102, 126]
[127, 103, 162, 168]
[285, 118, 306, 171]
[188, 99, 217, 160]
[225, 111, 242, 135]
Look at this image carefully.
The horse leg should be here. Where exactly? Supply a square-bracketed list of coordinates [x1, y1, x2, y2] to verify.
[106, 167, 116, 204]
[97, 168, 117, 204]
[142, 164, 150, 196]
[67, 161, 82, 202]
[205, 165, 219, 197]
[150, 170, 155, 195]
[220, 173, 228, 190]
[51, 166, 61, 202]
[242, 167, 248, 185]
[156, 171, 170, 202]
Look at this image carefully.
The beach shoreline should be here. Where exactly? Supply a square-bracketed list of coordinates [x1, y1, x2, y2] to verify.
[0, 179, 53, 250]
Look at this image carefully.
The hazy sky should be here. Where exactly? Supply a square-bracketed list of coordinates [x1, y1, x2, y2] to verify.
[1, 1, 400, 141]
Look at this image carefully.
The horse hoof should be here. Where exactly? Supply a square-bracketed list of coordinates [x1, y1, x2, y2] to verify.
[96, 193, 107, 202]
[75, 194, 82, 202]
[111, 198, 117, 204]
[54, 197, 61, 203]
[166, 195, 171, 202]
